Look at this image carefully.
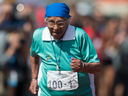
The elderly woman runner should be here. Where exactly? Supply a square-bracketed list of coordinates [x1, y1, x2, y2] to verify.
[29, 3, 101, 96]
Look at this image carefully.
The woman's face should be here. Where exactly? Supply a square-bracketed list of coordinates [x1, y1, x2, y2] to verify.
[46, 16, 70, 40]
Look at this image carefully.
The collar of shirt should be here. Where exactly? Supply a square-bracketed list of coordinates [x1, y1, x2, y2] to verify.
[42, 25, 75, 41]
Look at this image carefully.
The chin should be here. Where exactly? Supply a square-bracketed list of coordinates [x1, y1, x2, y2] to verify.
[52, 34, 60, 39]
[53, 35, 61, 39]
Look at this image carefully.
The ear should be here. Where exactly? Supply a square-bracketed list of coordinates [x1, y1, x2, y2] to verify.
[44, 18, 48, 25]
[67, 17, 71, 24]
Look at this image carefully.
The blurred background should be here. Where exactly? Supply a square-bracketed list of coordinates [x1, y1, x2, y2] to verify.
[0, 0, 128, 96]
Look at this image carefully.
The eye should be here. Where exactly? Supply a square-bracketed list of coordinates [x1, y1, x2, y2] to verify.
[57, 22, 64, 26]
[48, 20, 54, 24]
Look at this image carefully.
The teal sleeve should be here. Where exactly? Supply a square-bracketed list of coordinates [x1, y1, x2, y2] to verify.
[30, 29, 38, 57]
[76, 28, 100, 63]
[82, 33, 100, 63]
[30, 28, 45, 57]
[30, 38, 37, 57]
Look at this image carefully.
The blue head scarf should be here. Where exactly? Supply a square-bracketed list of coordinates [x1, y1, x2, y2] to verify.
[45, 3, 71, 18]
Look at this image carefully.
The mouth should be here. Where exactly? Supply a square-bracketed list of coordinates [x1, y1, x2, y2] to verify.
[52, 31, 60, 35]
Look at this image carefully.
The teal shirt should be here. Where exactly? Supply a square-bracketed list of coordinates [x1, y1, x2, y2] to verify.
[30, 25, 100, 96]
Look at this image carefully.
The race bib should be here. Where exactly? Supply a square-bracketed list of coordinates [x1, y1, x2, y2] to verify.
[47, 71, 78, 91]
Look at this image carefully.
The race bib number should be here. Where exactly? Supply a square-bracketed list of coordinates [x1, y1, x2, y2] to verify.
[47, 71, 78, 91]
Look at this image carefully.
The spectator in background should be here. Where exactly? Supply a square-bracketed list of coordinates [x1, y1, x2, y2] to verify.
[112, 17, 128, 96]
[0, 2, 26, 32]
[0, 1, 34, 96]
[6, 31, 26, 96]
[0, 30, 26, 96]
[98, 17, 119, 96]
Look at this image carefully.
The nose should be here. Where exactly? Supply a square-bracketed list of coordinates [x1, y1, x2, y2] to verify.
[53, 24, 59, 30]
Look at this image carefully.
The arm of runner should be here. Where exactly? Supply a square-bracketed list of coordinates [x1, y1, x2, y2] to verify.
[29, 48, 40, 95]
[70, 58, 101, 73]
[81, 62, 101, 73]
